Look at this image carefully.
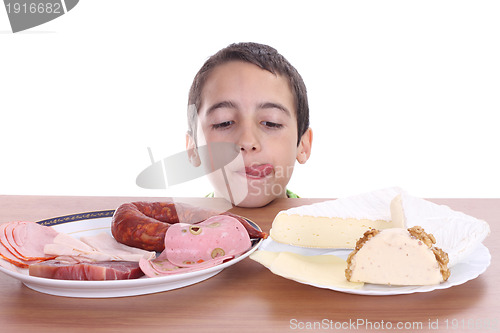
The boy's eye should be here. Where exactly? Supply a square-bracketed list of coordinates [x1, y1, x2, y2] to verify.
[212, 121, 234, 130]
[261, 121, 283, 129]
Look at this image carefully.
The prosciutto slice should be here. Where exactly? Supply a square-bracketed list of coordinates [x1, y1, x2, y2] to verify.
[140, 215, 251, 277]
[29, 260, 144, 280]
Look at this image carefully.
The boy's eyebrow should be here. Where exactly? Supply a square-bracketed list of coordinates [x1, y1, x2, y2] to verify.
[205, 101, 237, 115]
[258, 102, 292, 117]
[205, 100, 292, 117]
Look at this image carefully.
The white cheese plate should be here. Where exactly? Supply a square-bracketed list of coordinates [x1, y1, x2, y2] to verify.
[0, 210, 263, 298]
[257, 237, 491, 296]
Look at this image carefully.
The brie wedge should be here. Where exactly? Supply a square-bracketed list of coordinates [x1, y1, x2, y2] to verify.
[270, 187, 403, 248]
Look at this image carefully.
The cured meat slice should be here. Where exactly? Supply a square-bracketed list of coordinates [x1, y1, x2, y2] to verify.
[28, 260, 145, 280]
[0, 222, 56, 267]
[44, 232, 155, 262]
[7, 221, 58, 260]
[0, 223, 28, 267]
[44, 233, 97, 257]
[0, 247, 34, 269]
[79, 233, 155, 261]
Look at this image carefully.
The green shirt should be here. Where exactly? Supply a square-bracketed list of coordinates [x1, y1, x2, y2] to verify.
[205, 189, 299, 198]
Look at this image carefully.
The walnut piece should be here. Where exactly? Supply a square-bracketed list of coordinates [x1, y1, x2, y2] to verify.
[345, 229, 379, 280]
[408, 226, 450, 281]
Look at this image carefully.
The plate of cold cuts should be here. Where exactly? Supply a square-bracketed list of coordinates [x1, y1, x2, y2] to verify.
[0, 209, 264, 298]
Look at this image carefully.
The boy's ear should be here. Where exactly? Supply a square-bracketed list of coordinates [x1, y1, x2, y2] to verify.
[296, 127, 313, 164]
[186, 133, 201, 167]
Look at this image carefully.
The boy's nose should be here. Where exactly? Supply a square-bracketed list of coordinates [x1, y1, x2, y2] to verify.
[238, 129, 260, 152]
[240, 145, 257, 151]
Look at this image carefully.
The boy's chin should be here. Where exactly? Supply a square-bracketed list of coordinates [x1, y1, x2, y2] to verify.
[234, 192, 282, 208]
[212, 181, 287, 208]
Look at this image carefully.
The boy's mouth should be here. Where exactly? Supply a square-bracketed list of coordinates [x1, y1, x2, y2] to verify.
[244, 164, 274, 179]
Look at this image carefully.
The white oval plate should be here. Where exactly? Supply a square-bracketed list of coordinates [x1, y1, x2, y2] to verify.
[258, 238, 491, 295]
[0, 210, 263, 298]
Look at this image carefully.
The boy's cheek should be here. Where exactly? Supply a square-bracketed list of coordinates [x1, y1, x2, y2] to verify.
[273, 165, 295, 179]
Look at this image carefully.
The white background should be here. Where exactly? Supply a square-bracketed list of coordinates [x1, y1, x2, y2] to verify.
[1, 0, 499, 199]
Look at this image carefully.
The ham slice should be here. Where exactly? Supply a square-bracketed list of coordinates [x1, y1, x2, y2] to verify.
[8, 221, 58, 260]
[0, 245, 35, 269]
[140, 215, 251, 277]
[1, 223, 30, 268]
[0, 221, 57, 268]
[29, 260, 144, 280]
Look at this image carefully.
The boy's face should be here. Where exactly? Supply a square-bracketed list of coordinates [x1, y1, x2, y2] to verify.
[189, 60, 311, 207]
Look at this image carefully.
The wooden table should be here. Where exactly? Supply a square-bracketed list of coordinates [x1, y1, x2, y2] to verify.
[0, 195, 498, 333]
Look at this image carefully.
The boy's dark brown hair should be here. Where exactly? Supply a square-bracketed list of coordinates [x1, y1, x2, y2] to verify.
[187, 42, 309, 146]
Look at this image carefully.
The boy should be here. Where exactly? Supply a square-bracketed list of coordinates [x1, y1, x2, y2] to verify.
[186, 42, 312, 207]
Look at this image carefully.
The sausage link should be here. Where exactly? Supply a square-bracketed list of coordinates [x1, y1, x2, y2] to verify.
[111, 203, 173, 251]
